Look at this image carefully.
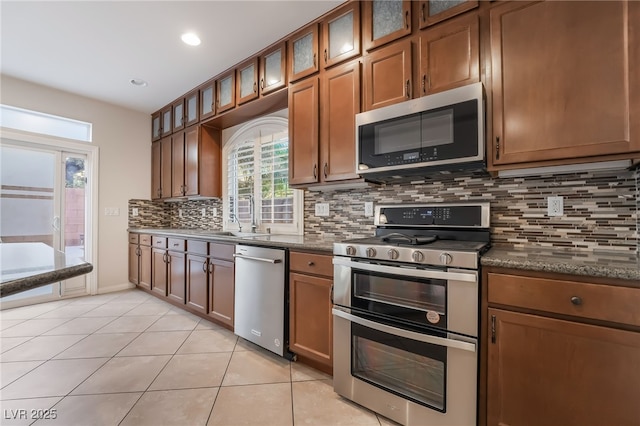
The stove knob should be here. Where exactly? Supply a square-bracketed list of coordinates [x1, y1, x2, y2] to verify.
[412, 251, 424, 262]
[345, 246, 357, 256]
[440, 252, 453, 265]
[387, 249, 399, 260]
[366, 247, 377, 258]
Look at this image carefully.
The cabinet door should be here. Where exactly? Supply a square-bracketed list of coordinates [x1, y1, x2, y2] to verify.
[198, 126, 222, 198]
[199, 80, 216, 121]
[321, 59, 361, 182]
[167, 250, 186, 303]
[236, 58, 259, 105]
[216, 71, 236, 114]
[128, 243, 139, 284]
[151, 248, 167, 296]
[363, 38, 413, 111]
[151, 141, 162, 200]
[185, 89, 199, 127]
[186, 253, 208, 314]
[183, 125, 199, 197]
[260, 41, 287, 96]
[289, 23, 320, 83]
[419, 12, 479, 95]
[321, 2, 361, 69]
[208, 258, 234, 327]
[289, 272, 333, 367]
[151, 111, 161, 141]
[488, 308, 640, 426]
[419, 0, 478, 28]
[288, 77, 319, 185]
[139, 245, 152, 290]
[172, 98, 185, 132]
[363, 0, 412, 51]
[160, 105, 172, 137]
[171, 131, 185, 197]
[490, 1, 640, 167]
[160, 137, 172, 199]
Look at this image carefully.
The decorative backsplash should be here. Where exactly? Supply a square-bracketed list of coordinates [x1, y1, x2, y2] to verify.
[129, 168, 639, 253]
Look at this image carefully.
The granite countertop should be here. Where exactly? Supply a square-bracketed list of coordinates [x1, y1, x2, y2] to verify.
[0, 243, 94, 297]
[482, 245, 640, 282]
[128, 228, 337, 253]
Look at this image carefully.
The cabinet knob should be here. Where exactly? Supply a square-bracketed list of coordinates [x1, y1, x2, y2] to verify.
[260, 78, 265, 90]
[324, 48, 328, 64]
[570, 296, 582, 306]
[405, 10, 409, 29]
[323, 163, 328, 178]
[313, 164, 318, 179]
[406, 80, 411, 98]
[308, 261, 315, 266]
[253, 81, 257, 93]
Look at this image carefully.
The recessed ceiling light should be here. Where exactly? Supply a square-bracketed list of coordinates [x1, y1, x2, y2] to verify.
[181, 32, 201, 46]
[130, 78, 148, 87]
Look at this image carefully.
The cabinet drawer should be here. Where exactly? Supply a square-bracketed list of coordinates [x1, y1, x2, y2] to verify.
[488, 273, 640, 327]
[152, 236, 167, 248]
[139, 234, 152, 246]
[290, 252, 333, 277]
[210, 243, 234, 261]
[188, 240, 208, 256]
[128, 233, 139, 244]
[168, 238, 186, 252]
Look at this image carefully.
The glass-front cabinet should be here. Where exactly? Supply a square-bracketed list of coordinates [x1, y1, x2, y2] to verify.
[419, 0, 478, 28]
[363, 0, 412, 51]
[160, 105, 172, 138]
[151, 111, 161, 141]
[322, 2, 361, 69]
[199, 79, 216, 121]
[172, 98, 185, 132]
[288, 23, 320, 83]
[184, 89, 199, 127]
[236, 58, 259, 105]
[260, 41, 287, 96]
[216, 70, 236, 113]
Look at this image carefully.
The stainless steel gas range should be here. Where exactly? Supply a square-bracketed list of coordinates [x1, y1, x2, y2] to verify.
[332, 202, 490, 426]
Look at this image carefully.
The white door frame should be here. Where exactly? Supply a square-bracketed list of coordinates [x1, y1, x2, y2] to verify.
[1, 128, 99, 296]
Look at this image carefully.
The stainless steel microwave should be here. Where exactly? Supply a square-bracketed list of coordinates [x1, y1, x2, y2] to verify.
[356, 82, 485, 182]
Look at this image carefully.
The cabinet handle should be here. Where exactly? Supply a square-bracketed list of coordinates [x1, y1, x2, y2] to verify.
[330, 284, 334, 304]
[406, 80, 411, 98]
[570, 296, 583, 306]
[173, 243, 180, 247]
[495, 136, 501, 160]
[313, 53, 317, 68]
[260, 78, 265, 90]
[208, 262, 214, 274]
[405, 10, 409, 29]
[422, 75, 426, 94]
[308, 261, 315, 266]
[202, 260, 208, 274]
[491, 315, 496, 343]
[253, 81, 257, 93]
[421, 3, 426, 22]
[324, 48, 328, 64]
[323, 163, 328, 178]
[313, 164, 317, 179]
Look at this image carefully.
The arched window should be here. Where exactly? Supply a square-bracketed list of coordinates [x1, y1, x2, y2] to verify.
[223, 116, 302, 235]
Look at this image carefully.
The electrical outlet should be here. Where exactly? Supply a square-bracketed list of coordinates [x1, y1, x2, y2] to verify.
[364, 202, 374, 217]
[104, 207, 120, 216]
[315, 203, 329, 217]
[212, 207, 218, 217]
[132, 208, 139, 217]
[547, 196, 564, 217]
[201, 207, 206, 218]
[178, 209, 183, 218]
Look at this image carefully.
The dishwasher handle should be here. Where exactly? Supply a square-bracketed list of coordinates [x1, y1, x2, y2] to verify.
[233, 253, 282, 264]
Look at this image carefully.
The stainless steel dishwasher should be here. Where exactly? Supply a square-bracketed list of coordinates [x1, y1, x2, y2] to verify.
[233, 244, 289, 357]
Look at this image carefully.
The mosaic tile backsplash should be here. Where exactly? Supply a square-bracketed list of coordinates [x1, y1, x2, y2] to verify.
[130, 168, 639, 253]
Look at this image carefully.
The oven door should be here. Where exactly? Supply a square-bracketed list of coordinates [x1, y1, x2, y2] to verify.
[333, 257, 478, 337]
[333, 307, 477, 426]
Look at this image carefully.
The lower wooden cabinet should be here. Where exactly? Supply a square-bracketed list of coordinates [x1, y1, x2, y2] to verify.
[289, 251, 333, 374]
[208, 257, 234, 327]
[128, 233, 151, 290]
[186, 253, 208, 314]
[167, 249, 186, 303]
[484, 268, 640, 426]
[151, 243, 168, 297]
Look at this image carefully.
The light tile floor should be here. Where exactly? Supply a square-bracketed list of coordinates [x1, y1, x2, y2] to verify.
[0, 289, 398, 426]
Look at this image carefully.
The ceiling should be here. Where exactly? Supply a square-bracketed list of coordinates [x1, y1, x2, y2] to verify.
[0, 1, 343, 114]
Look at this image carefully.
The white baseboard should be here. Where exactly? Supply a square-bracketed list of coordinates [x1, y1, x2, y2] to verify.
[96, 282, 135, 295]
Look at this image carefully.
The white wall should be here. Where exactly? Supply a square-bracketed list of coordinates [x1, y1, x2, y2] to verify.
[0, 75, 150, 293]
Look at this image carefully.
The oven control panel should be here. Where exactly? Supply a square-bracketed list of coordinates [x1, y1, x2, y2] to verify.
[375, 203, 490, 228]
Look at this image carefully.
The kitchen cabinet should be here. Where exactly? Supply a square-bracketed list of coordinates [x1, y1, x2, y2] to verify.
[186, 241, 208, 315]
[151, 236, 168, 297]
[419, 12, 479, 95]
[362, 0, 412, 51]
[484, 268, 640, 426]
[363, 38, 413, 111]
[151, 111, 161, 141]
[167, 238, 186, 303]
[236, 57, 259, 105]
[259, 41, 287, 96]
[289, 251, 333, 374]
[171, 129, 187, 197]
[199, 79, 216, 121]
[160, 105, 172, 138]
[288, 77, 319, 186]
[128, 233, 151, 290]
[151, 137, 172, 200]
[419, 0, 478, 28]
[173, 89, 199, 130]
[489, 0, 640, 169]
[288, 23, 320, 83]
[207, 243, 235, 328]
[128, 233, 139, 285]
[216, 70, 236, 114]
[321, 1, 361, 69]
[172, 98, 186, 132]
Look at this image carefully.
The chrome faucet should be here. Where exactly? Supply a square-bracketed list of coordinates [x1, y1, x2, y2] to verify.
[230, 213, 242, 232]
[249, 195, 257, 233]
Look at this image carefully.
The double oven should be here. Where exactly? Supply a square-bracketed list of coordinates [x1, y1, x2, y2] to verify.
[332, 203, 489, 426]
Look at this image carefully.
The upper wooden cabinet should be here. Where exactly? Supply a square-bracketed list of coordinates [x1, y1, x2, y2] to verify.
[216, 70, 236, 114]
[152, 137, 172, 200]
[288, 77, 319, 185]
[288, 23, 320, 83]
[160, 105, 172, 138]
[419, 0, 478, 28]
[151, 111, 162, 141]
[419, 12, 479, 96]
[172, 98, 186, 132]
[236, 57, 259, 106]
[362, 0, 412, 51]
[363, 38, 413, 111]
[260, 41, 287, 96]
[321, 1, 361, 69]
[184, 89, 199, 127]
[489, 0, 640, 169]
[199, 79, 216, 121]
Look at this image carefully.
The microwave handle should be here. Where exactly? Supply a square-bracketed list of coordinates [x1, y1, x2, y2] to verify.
[332, 257, 477, 283]
[332, 308, 476, 353]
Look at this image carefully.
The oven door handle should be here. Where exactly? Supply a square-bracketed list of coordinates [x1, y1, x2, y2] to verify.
[332, 257, 477, 282]
[332, 308, 476, 353]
